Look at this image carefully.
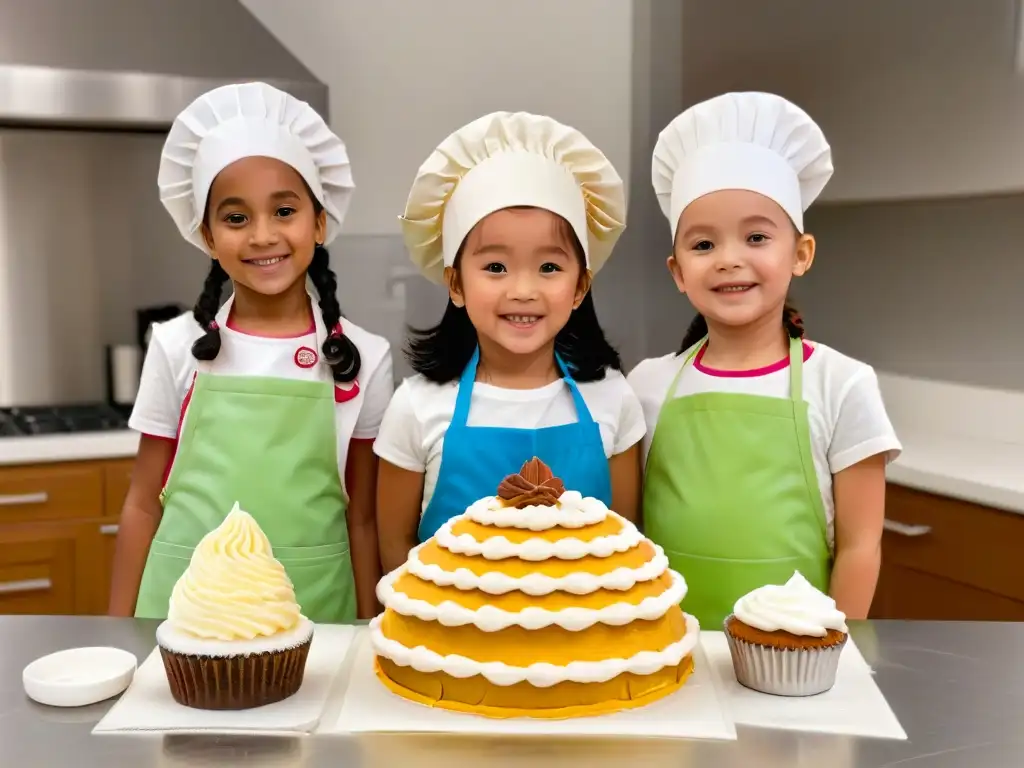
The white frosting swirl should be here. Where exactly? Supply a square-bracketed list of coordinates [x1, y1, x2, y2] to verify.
[168, 502, 303, 641]
[406, 543, 670, 595]
[371, 612, 700, 687]
[733, 571, 848, 637]
[434, 516, 643, 561]
[379, 569, 687, 631]
[464, 490, 609, 531]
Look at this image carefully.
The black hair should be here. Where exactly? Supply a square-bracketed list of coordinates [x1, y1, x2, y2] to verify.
[191, 200, 360, 383]
[678, 301, 805, 354]
[406, 224, 621, 384]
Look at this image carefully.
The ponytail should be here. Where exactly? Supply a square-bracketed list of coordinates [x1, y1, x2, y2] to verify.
[782, 303, 805, 340]
[678, 313, 709, 354]
[678, 301, 805, 354]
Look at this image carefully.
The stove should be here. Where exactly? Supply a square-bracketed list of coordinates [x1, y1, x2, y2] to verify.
[0, 404, 132, 437]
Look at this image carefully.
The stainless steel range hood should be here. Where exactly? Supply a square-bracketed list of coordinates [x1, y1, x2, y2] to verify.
[0, 0, 327, 129]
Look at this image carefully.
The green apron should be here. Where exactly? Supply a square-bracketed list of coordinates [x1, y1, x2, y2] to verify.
[134, 357, 355, 623]
[642, 336, 831, 628]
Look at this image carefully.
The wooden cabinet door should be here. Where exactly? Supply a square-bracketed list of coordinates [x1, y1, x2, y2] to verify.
[874, 559, 1024, 621]
[0, 463, 103, 524]
[0, 458, 131, 616]
[103, 459, 134, 517]
[0, 524, 78, 614]
[876, 484, 1024, 620]
[74, 518, 122, 615]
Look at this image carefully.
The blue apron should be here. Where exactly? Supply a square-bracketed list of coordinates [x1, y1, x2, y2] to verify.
[417, 348, 612, 542]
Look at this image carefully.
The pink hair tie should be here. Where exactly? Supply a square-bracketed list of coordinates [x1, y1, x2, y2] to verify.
[330, 322, 343, 338]
[208, 321, 219, 331]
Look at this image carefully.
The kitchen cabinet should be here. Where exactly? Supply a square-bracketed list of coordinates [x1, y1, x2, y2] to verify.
[0, 458, 132, 616]
[871, 484, 1024, 621]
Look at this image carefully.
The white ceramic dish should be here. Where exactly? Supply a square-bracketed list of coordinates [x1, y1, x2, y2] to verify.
[23, 647, 137, 707]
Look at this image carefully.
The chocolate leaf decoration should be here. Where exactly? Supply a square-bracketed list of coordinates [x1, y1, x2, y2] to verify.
[520, 457, 553, 485]
[497, 457, 565, 509]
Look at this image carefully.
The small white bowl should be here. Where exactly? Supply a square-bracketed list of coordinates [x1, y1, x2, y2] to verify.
[23, 647, 137, 707]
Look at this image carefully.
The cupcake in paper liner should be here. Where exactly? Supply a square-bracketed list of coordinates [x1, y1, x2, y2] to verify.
[155, 502, 314, 710]
[724, 571, 848, 697]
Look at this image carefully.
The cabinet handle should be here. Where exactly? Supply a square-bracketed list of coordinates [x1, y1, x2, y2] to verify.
[0, 577, 51, 594]
[100, 524, 119, 535]
[883, 519, 932, 537]
[0, 492, 48, 507]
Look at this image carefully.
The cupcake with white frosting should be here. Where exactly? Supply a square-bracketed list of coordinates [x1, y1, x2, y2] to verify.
[725, 571, 847, 696]
[156, 503, 314, 710]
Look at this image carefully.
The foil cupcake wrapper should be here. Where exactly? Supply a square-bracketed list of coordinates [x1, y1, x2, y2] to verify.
[724, 620, 846, 697]
[159, 638, 312, 710]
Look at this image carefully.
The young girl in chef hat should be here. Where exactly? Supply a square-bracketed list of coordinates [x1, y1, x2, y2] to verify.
[109, 82, 393, 622]
[629, 92, 902, 625]
[374, 111, 646, 571]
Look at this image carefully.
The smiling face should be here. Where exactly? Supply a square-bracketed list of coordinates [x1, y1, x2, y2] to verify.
[668, 189, 815, 331]
[446, 207, 590, 360]
[201, 156, 326, 297]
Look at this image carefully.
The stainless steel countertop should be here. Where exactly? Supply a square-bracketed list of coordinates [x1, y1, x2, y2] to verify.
[3, 616, 1022, 767]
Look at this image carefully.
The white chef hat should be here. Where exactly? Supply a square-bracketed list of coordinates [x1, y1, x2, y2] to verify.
[400, 111, 626, 284]
[158, 81, 354, 254]
[652, 92, 833, 239]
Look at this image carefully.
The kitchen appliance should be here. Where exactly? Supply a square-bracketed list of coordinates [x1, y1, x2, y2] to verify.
[0, 0, 328, 413]
[0, 405, 131, 437]
[137, 305, 186, 352]
[105, 344, 143, 407]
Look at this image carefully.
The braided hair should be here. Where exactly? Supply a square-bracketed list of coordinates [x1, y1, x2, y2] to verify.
[191, 203, 360, 383]
[678, 301, 805, 353]
[191, 260, 229, 360]
[307, 244, 360, 383]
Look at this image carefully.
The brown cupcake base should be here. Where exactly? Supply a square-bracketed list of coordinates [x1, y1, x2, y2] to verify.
[726, 615, 847, 650]
[159, 638, 312, 710]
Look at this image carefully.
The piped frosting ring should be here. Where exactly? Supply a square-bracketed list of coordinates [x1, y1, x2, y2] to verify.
[378, 568, 688, 631]
[434, 517, 644, 561]
[405, 542, 671, 595]
[463, 490, 609, 531]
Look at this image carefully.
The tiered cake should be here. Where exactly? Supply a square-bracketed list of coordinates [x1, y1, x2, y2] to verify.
[370, 458, 699, 719]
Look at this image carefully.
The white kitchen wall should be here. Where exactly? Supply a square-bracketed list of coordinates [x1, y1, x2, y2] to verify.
[650, 0, 1024, 393]
[682, 0, 1024, 203]
[621, 0, 688, 363]
[797, 195, 1024, 391]
[239, 0, 634, 236]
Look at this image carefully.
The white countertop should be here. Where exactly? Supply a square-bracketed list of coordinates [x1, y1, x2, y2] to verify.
[0, 430, 139, 466]
[878, 371, 1024, 516]
[886, 433, 1024, 515]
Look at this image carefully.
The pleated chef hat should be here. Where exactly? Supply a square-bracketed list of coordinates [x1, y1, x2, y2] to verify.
[158, 81, 354, 254]
[400, 111, 627, 284]
[652, 92, 833, 239]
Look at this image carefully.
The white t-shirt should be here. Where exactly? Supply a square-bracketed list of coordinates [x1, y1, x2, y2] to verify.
[627, 341, 902, 549]
[373, 369, 646, 513]
[129, 290, 393, 490]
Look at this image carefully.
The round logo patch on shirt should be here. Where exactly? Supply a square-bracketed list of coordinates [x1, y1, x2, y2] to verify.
[294, 346, 319, 369]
